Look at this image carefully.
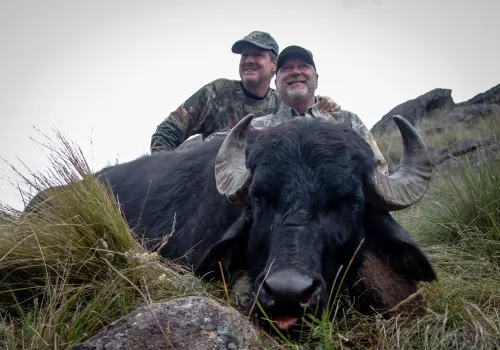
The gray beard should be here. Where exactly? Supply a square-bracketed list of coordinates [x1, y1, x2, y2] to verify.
[279, 78, 318, 100]
[284, 85, 309, 99]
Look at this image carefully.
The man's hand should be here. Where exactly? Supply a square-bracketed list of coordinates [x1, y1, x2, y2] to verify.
[317, 95, 341, 113]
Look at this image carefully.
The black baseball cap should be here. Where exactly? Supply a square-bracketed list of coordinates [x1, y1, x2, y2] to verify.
[231, 31, 279, 57]
[277, 45, 316, 72]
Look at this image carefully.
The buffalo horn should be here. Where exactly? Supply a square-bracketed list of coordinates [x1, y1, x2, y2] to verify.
[214, 114, 255, 206]
[365, 115, 432, 211]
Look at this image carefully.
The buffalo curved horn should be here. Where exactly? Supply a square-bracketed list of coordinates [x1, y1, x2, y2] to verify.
[214, 114, 255, 206]
[365, 115, 432, 211]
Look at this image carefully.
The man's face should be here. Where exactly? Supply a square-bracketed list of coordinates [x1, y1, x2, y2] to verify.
[275, 56, 318, 100]
[239, 45, 276, 87]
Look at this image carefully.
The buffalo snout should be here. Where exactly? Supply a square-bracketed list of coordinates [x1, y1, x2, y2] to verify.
[254, 268, 327, 331]
[264, 269, 317, 306]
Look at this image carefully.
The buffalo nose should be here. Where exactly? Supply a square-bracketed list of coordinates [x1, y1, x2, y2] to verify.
[264, 269, 315, 304]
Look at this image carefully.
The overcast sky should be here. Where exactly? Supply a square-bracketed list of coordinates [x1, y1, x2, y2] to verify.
[1, 0, 499, 211]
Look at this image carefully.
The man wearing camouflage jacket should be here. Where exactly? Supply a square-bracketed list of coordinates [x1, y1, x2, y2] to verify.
[251, 45, 389, 175]
[150, 31, 340, 153]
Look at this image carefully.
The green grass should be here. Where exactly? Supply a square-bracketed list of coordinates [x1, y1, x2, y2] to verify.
[1, 130, 499, 349]
[405, 160, 500, 263]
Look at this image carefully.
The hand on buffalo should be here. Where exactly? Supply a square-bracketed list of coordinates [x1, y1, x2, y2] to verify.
[317, 95, 341, 113]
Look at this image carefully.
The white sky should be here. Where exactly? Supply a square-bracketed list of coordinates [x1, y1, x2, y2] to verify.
[1, 0, 499, 211]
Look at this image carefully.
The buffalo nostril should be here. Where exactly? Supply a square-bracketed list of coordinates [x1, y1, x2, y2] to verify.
[264, 269, 316, 305]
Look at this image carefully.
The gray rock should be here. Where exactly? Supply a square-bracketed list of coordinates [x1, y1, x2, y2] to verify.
[71, 297, 273, 350]
[370, 88, 455, 134]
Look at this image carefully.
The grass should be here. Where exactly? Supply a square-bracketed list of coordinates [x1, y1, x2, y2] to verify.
[1, 129, 499, 349]
[376, 159, 500, 350]
[404, 160, 500, 263]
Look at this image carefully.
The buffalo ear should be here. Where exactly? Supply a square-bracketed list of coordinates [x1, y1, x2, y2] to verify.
[194, 210, 251, 280]
[362, 205, 437, 283]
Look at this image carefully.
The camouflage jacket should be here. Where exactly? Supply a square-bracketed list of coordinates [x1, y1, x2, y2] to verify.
[251, 100, 389, 175]
[150, 78, 281, 153]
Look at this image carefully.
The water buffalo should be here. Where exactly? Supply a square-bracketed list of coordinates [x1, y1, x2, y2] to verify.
[26, 115, 437, 330]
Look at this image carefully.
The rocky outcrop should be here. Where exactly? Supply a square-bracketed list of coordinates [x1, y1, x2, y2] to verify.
[71, 297, 273, 350]
[456, 83, 500, 106]
[371, 84, 500, 136]
[371, 83, 500, 177]
[425, 103, 500, 134]
[370, 88, 455, 134]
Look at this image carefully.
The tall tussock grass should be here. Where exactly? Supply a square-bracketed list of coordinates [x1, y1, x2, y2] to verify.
[0, 130, 221, 349]
[414, 161, 500, 264]
[398, 154, 500, 267]
[379, 158, 500, 349]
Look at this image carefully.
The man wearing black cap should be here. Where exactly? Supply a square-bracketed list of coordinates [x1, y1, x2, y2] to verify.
[149, 31, 340, 153]
[252, 45, 389, 175]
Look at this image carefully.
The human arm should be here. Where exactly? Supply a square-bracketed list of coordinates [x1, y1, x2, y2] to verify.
[150, 85, 211, 153]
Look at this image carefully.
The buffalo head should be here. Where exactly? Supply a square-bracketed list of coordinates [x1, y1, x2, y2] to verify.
[196, 115, 435, 331]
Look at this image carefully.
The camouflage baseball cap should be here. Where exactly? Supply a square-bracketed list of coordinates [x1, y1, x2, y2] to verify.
[231, 31, 279, 56]
[277, 45, 316, 72]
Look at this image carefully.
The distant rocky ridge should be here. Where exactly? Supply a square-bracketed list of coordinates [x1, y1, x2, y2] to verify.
[370, 83, 500, 177]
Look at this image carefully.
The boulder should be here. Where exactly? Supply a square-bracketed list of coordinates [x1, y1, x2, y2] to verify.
[71, 297, 273, 350]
